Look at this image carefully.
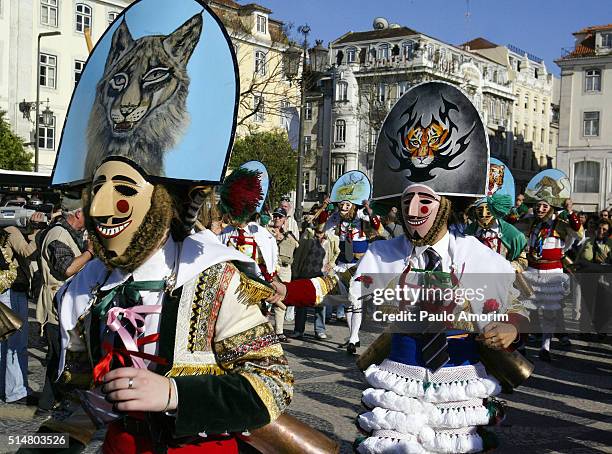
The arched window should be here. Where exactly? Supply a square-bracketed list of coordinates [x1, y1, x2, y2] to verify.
[574, 161, 600, 193]
[75, 3, 92, 33]
[335, 119, 346, 142]
[255, 50, 266, 76]
[336, 81, 348, 101]
[377, 43, 390, 60]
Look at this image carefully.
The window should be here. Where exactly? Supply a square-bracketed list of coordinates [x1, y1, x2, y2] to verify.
[602, 33, 612, 48]
[377, 83, 386, 102]
[541, 128, 545, 144]
[253, 95, 265, 122]
[304, 136, 312, 153]
[38, 115, 55, 150]
[426, 44, 434, 61]
[304, 101, 312, 120]
[332, 159, 345, 181]
[533, 97, 538, 112]
[39, 53, 57, 88]
[583, 111, 600, 136]
[108, 11, 119, 25]
[279, 100, 290, 127]
[75, 3, 92, 33]
[585, 69, 601, 92]
[303, 172, 311, 193]
[334, 119, 346, 142]
[336, 81, 348, 101]
[574, 161, 600, 193]
[524, 94, 528, 109]
[402, 41, 414, 59]
[369, 128, 378, 152]
[41, 0, 58, 26]
[74, 60, 85, 85]
[377, 44, 390, 60]
[254, 50, 266, 76]
[347, 47, 357, 63]
[534, 68, 539, 79]
[256, 14, 267, 34]
[397, 81, 410, 98]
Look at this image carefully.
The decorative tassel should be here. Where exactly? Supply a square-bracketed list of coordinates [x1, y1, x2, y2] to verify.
[165, 363, 225, 377]
[237, 272, 274, 305]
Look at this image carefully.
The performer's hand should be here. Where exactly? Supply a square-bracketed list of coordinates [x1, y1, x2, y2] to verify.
[102, 367, 176, 412]
[479, 322, 517, 349]
[267, 281, 287, 305]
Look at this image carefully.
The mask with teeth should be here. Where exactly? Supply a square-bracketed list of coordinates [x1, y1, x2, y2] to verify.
[401, 184, 451, 246]
[89, 159, 154, 257]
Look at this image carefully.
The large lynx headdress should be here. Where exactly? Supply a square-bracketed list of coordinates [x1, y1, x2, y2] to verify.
[51, 0, 238, 188]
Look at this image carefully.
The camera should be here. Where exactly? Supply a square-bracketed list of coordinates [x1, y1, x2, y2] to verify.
[0, 207, 48, 228]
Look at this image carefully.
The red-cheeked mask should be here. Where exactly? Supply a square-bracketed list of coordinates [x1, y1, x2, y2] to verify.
[401, 184, 441, 239]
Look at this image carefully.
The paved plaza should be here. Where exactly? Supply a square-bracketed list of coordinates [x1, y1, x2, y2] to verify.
[0, 308, 610, 454]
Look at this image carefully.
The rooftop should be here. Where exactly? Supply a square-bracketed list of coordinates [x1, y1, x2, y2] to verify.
[333, 27, 419, 45]
[559, 33, 596, 60]
[462, 37, 498, 50]
[574, 24, 612, 35]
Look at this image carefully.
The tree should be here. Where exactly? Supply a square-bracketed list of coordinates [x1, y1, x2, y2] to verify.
[0, 111, 33, 171]
[229, 131, 297, 208]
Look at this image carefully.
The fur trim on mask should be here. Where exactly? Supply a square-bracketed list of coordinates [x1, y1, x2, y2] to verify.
[402, 197, 451, 246]
[84, 185, 177, 273]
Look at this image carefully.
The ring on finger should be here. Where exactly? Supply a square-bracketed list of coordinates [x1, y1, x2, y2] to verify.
[128, 378, 134, 390]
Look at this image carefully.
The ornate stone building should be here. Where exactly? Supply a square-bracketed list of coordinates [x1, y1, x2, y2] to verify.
[556, 24, 612, 212]
[301, 18, 515, 203]
[464, 38, 555, 191]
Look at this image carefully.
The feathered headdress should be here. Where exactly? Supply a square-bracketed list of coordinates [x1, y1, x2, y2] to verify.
[219, 168, 263, 223]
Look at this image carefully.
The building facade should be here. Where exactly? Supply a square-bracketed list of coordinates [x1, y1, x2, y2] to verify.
[0, 0, 132, 173]
[556, 24, 612, 212]
[302, 19, 515, 202]
[464, 38, 555, 191]
[209, 0, 299, 137]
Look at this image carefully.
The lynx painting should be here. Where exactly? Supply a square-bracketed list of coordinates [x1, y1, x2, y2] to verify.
[84, 13, 203, 178]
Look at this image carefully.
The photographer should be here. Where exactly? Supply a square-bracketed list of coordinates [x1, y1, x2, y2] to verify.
[0, 212, 45, 405]
[36, 203, 93, 415]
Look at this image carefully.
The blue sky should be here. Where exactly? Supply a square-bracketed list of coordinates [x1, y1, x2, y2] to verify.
[262, 0, 611, 76]
[54, 0, 236, 186]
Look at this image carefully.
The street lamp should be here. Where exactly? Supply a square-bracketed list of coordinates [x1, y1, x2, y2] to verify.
[35, 31, 61, 172]
[293, 25, 310, 222]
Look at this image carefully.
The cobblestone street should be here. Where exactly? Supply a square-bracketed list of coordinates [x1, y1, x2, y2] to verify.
[0, 308, 610, 454]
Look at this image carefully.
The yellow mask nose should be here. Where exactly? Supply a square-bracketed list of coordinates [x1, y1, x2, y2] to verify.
[90, 182, 115, 218]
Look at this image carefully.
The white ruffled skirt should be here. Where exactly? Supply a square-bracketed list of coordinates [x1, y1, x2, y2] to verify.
[356, 360, 501, 454]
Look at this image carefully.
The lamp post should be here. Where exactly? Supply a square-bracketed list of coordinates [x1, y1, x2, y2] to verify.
[293, 24, 310, 223]
[35, 31, 61, 172]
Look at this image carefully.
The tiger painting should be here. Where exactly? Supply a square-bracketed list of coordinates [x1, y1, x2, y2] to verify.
[85, 13, 203, 178]
[403, 120, 450, 168]
[487, 163, 505, 195]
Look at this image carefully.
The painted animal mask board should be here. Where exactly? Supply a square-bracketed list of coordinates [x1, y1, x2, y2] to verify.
[51, 0, 238, 188]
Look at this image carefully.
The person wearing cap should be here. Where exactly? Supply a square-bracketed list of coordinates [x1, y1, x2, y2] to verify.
[522, 171, 583, 362]
[267, 207, 299, 341]
[273, 82, 529, 454]
[31, 4, 293, 453]
[36, 201, 93, 416]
